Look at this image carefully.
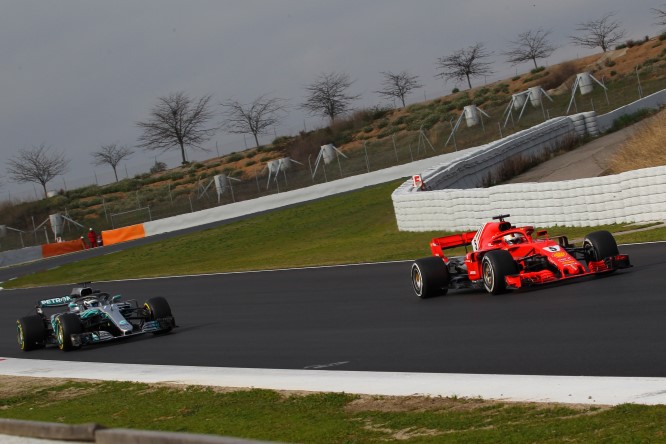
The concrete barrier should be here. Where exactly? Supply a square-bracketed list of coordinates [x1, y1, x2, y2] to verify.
[597, 89, 666, 132]
[0, 418, 100, 441]
[0, 419, 278, 443]
[96, 428, 278, 444]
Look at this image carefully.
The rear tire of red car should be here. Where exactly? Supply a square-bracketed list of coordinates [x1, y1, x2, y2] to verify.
[411, 257, 450, 298]
[482, 250, 518, 295]
[17, 315, 47, 351]
[56, 313, 83, 351]
[584, 230, 619, 265]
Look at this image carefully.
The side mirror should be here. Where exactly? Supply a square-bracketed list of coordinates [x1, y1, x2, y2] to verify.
[112, 295, 121, 303]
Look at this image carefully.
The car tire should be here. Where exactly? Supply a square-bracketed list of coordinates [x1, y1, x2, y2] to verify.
[482, 250, 518, 295]
[17, 315, 47, 351]
[144, 297, 173, 334]
[56, 313, 83, 351]
[411, 257, 450, 299]
[584, 230, 619, 265]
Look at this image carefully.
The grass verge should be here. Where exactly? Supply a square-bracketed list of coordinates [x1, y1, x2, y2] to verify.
[2, 378, 666, 443]
[3, 180, 665, 289]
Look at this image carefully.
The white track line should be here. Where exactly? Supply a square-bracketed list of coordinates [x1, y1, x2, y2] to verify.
[1, 358, 665, 405]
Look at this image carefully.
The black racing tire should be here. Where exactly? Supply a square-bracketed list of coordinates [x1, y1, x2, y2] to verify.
[411, 257, 450, 299]
[17, 315, 47, 351]
[56, 313, 83, 351]
[144, 297, 173, 334]
[482, 250, 518, 295]
[584, 230, 619, 265]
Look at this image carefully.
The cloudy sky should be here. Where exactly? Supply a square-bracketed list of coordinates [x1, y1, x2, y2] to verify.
[1, 0, 663, 200]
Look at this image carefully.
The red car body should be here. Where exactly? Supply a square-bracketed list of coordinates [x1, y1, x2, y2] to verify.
[411, 215, 631, 297]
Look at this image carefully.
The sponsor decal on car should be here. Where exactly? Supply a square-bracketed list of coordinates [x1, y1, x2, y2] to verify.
[39, 296, 72, 307]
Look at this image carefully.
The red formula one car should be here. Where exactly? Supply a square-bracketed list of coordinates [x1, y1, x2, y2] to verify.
[411, 215, 631, 297]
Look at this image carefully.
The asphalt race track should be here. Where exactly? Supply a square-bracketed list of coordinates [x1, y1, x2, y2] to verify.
[0, 242, 664, 377]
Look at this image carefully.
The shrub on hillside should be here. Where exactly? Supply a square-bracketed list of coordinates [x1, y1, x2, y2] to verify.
[150, 161, 167, 174]
[540, 62, 576, 90]
[226, 153, 243, 163]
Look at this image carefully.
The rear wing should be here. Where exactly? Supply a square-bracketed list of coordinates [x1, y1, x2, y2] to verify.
[430, 231, 477, 257]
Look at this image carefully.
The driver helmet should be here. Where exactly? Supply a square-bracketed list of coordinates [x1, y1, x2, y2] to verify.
[504, 233, 525, 245]
[83, 299, 99, 309]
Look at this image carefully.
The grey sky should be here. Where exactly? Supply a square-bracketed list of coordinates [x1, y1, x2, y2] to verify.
[1, 0, 662, 200]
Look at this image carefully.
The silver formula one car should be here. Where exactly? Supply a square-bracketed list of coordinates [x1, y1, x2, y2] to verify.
[17, 284, 176, 351]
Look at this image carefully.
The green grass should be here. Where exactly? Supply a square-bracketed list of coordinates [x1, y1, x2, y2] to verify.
[2, 380, 666, 443]
[4, 180, 664, 289]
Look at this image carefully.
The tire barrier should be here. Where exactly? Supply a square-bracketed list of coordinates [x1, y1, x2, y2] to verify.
[569, 113, 586, 138]
[393, 165, 666, 231]
[583, 111, 599, 137]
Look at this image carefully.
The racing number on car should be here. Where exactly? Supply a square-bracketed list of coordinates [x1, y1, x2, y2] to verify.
[543, 246, 560, 252]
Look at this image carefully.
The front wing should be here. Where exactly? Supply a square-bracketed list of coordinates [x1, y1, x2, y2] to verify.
[70, 317, 175, 347]
[504, 254, 631, 289]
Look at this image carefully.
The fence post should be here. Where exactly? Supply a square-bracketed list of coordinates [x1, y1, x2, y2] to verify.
[308, 155, 314, 183]
[101, 196, 109, 222]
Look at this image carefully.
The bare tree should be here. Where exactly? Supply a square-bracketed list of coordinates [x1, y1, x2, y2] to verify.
[301, 72, 360, 123]
[436, 43, 493, 90]
[6, 144, 70, 198]
[652, 5, 666, 31]
[222, 94, 288, 148]
[504, 28, 556, 70]
[375, 71, 423, 108]
[91, 144, 134, 182]
[137, 92, 218, 164]
[570, 12, 626, 53]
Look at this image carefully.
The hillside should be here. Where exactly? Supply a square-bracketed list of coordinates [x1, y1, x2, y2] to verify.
[1, 34, 666, 251]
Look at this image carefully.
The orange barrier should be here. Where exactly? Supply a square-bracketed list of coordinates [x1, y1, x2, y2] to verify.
[41, 239, 87, 258]
[101, 224, 146, 246]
